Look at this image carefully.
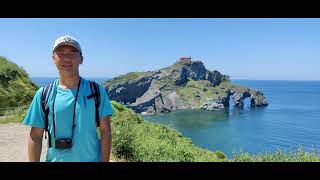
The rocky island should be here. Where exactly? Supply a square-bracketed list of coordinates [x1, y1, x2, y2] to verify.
[104, 57, 268, 114]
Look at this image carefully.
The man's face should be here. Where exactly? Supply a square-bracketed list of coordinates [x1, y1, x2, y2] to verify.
[52, 45, 83, 75]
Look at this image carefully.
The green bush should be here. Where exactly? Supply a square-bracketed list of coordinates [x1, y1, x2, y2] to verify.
[230, 146, 320, 162]
[0, 56, 38, 108]
[215, 151, 227, 160]
[111, 101, 125, 112]
[0, 106, 28, 124]
[110, 101, 221, 162]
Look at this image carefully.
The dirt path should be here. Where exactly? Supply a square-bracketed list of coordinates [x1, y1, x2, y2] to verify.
[0, 123, 116, 162]
[0, 123, 47, 162]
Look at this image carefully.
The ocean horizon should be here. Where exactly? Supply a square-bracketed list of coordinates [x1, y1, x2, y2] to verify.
[30, 77, 110, 87]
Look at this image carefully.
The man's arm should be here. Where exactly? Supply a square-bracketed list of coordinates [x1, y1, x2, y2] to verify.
[99, 116, 112, 162]
[28, 127, 44, 162]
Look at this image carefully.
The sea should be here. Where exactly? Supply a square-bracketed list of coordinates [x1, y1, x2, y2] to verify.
[144, 80, 320, 158]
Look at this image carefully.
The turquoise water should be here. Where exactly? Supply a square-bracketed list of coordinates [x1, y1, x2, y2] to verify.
[143, 80, 320, 158]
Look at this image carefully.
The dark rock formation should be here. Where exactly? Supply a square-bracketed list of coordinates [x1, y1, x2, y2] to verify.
[201, 101, 225, 110]
[249, 89, 268, 107]
[104, 58, 268, 114]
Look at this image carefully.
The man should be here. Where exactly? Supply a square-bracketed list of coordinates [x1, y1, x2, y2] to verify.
[23, 35, 113, 162]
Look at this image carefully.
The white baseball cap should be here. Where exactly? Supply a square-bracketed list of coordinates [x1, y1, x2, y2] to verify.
[53, 35, 82, 53]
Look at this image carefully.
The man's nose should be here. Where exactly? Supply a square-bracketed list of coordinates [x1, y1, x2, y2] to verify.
[61, 55, 72, 61]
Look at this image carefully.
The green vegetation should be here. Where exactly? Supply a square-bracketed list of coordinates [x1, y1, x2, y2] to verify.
[232, 146, 320, 162]
[159, 61, 186, 74]
[233, 85, 249, 94]
[218, 80, 233, 89]
[0, 107, 27, 124]
[175, 78, 230, 107]
[104, 71, 153, 87]
[0, 106, 28, 124]
[110, 100, 223, 162]
[176, 81, 200, 106]
[0, 56, 38, 108]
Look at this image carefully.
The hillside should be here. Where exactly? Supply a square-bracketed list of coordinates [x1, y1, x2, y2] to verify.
[0, 56, 38, 109]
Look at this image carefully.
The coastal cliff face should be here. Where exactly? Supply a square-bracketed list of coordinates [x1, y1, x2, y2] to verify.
[104, 59, 268, 114]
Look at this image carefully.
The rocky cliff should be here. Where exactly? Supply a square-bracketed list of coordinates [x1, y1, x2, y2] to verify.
[104, 59, 268, 114]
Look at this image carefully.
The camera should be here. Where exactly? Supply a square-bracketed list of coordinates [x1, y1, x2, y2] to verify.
[55, 138, 72, 149]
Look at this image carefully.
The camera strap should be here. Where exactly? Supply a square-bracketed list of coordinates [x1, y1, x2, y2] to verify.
[52, 78, 81, 140]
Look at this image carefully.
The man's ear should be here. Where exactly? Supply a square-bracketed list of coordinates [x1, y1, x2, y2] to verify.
[79, 55, 83, 64]
[52, 54, 56, 64]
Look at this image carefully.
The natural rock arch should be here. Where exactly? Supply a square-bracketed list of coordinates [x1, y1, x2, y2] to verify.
[228, 88, 268, 108]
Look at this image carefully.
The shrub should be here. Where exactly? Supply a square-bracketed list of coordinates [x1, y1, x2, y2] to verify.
[110, 101, 221, 162]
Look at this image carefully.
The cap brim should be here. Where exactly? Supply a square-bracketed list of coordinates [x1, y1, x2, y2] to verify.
[53, 42, 81, 52]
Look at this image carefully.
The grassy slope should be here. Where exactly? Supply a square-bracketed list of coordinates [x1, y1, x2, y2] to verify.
[110, 100, 223, 162]
[175, 78, 231, 107]
[104, 71, 153, 87]
[0, 56, 38, 109]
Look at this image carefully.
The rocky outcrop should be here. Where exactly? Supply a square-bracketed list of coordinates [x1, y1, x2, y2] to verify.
[172, 61, 227, 87]
[162, 91, 182, 110]
[105, 59, 268, 114]
[230, 87, 268, 108]
[249, 89, 268, 107]
[107, 71, 164, 105]
[127, 79, 170, 113]
[107, 76, 151, 104]
[206, 70, 226, 86]
[201, 87, 268, 111]
[201, 101, 225, 110]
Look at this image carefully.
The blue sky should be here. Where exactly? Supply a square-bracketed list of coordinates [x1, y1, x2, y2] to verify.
[0, 18, 320, 80]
